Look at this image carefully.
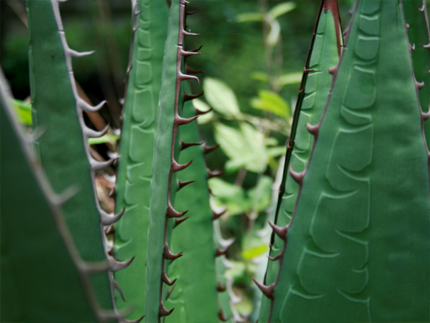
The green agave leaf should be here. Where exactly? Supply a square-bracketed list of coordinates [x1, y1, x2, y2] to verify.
[265, 1, 430, 322]
[112, 0, 169, 320]
[0, 76, 116, 323]
[259, 0, 343, 321]
[144, 0, 200, 321]
[403, 0, 430, 148]
[164, 84, 221, 323]
[27, 0, 114, 311]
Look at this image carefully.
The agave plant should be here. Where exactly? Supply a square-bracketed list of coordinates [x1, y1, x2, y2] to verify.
[1, 0, 429, 322]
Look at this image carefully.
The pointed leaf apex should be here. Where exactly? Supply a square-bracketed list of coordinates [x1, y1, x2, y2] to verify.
[253, 279, 275, 299]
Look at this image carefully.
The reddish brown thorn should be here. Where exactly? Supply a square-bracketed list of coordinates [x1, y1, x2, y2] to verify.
[174, 216, 189, 228]
[419, 4, 426, 11]
[181, 140, 202, 151]
[183, 91, 204, 102]
[113, 280, 127, 302]
[178, 180, 195, 191]
[289, 168, 306, 184]
[171, 159, 193, 172]
[416, 80, 425, 90]
[203, 143, 219, 155]
[108, 187, 116, 198]
[422, 110, 430, 121]
[166, 285, 176, 300]
[190, 45, 203, 52]
[218, 309, 228, 322]
[162, 271, 177, 286]
[306, 122, 319, 136]
[269, 221, 288, 240]
[423, 43, 430, 49]
[180, 48, 200, 57]
[215, 243, 231, 257]
[163, 242, 183, 261]
[179, 72, 200, 85]
[167, 201, 189, 218]
[195, 107, 212, 115]
[105, 224, 114, 234]
[268, 253, 282, 261]
[217, 281, 227, 292]
[207, 168, 224, 179]
[175, 115, 199, 126]
[406, 23, 410, 29]
[159, 303, 174, 317]
[328, 66, 338, 75]
[304, 68, 314, 72]
[186, 10, 197, 15]
[107, 245, 114, 256]
[253, 280, 275, 299]
[298, 88, 304, 94]
[186, 65, 204, 75]
[213, 209, 227, 220]
[182, 30, 199, 37]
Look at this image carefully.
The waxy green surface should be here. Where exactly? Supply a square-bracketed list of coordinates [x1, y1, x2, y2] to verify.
[259, 1, 342, 320]
[165, 94, 220, 323]
[27, 0, 113, 311]
[267, 1, 430, 322]
[113, 0, 169, 319]
[144, 0, 188, 321]
[403, 0, 430, 148]
[0, 80, 99, 322]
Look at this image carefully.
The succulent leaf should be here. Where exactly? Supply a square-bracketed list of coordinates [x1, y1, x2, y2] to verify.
[259, 0, 342, 320]
[0, 73, 116, 323]
[27, 0, 114, 311]
[113, 0, 169, 319]
[264, 1, 430, 322]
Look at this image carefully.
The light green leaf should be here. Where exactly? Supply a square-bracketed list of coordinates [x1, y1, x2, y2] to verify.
[11, 99, 32, 126]
[251, 71, 269, 82]
[194, 98, 214, 124]
[267, 19, 281, 46]
[236, 12, 264, 23]
[248, 175, 273, 212]
[269, 2, 296, 19]
[208, 178, 249, 216]
[280, 72, 303, 86]
[268, 146, 286, 158]
[251, 90, 290, 118]
[215, 122, 267, 173]
[204, 77, 241, 117]
[242, 245, 269, 261]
